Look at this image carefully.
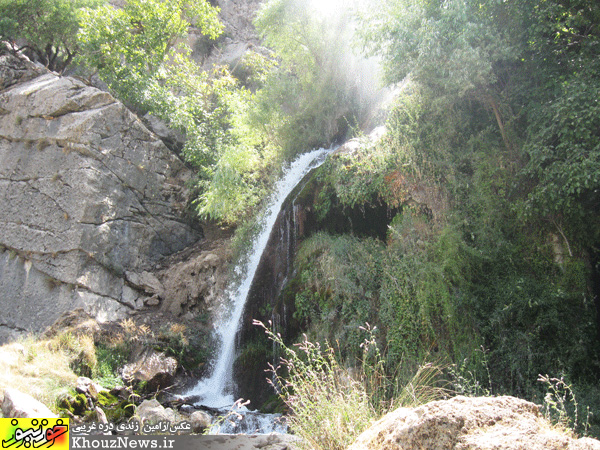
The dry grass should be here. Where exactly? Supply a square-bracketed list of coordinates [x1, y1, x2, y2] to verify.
[0, 333, 94, 415]
[255, 320, 447, 450]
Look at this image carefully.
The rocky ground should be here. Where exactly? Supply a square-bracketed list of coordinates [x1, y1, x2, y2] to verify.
[4, 384, 600, 449]
[348, 396, 600, 450]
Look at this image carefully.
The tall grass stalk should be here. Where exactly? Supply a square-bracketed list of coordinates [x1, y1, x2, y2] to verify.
[254, 320, 445, 450]
[359, 323, 445, 415]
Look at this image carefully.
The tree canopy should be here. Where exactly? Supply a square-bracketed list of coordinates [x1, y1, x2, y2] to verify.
[0, 0, 104, 72]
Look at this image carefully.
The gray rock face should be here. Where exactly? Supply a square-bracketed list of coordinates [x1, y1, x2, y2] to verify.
[0, 51, 201, 342]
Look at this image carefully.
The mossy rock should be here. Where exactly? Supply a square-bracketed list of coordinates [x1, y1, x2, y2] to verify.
[97, 391, 119, 407]
[58, 392, 90, 416]
[104, 400, 135, 423]
[70, 350, 97, 378]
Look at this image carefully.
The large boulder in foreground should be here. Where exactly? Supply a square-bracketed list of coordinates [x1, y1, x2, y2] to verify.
[0, 51, 201, 343]
[348, 396, 600, 450]
[2, 388, 57, 418]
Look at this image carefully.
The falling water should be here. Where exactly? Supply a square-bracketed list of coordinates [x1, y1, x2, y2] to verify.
[183, 148, 330, 413]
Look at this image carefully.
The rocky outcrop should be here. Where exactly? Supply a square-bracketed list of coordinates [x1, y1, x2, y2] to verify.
[189, 410, 212, 434]
[158, 235, 232, 317]
[2, 388, 57, 418]
[348, 396, 600, 450]
[0, 51, 202, 343]
[122, 349, 178, 391]
[191, 0, 263, 68]
[136, 399, 177, 426]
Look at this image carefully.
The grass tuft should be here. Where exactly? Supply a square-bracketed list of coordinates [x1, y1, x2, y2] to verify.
[255, 320, 446, 450]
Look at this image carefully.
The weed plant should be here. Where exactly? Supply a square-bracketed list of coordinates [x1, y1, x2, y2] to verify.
[538, 374, 595, 437]
[255, 320, 445, 450]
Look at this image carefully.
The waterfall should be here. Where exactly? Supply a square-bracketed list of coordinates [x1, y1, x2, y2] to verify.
[184, 148, 330, 410]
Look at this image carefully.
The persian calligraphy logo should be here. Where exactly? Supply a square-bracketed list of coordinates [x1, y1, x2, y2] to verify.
[1, 418, 69, 449]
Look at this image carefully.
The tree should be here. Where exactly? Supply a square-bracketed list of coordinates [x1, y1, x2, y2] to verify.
[77, 0, 232, 168]
[518, 0, 600, 239]
[0, 0, 104, 72]
[78, 0, 275, 225]
[253, 0, 376, 155]
[358, 0, 529, 153]
[77, 0, 223, 109]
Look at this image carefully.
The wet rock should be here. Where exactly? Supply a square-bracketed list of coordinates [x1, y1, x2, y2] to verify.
[1, 388, 57, 418]
[189, 410, 212, 434]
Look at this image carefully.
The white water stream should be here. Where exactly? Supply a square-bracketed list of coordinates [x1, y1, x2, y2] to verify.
[183, 149, 330, 415]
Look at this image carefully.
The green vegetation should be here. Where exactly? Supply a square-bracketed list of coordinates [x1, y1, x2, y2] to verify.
[2, 0, 377, 224]
[255, 320, 444, 450]
[3, 0, 600, 440]
[0, 318, 211, 420]
[0, 0, 104, 72]
[253, 0, 374, 155]
[278, 0, 600, 437]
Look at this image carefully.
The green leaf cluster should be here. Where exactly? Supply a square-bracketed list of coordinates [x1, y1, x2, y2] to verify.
[76, 0, 222, 109]
[0, 0, 104, 72]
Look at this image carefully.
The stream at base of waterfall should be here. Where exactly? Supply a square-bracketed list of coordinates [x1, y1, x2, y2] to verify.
[180, 148, 331, 434]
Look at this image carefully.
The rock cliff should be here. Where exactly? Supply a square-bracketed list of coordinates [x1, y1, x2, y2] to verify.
[192, 0, 263, 68]
[0, 50, 204, 342]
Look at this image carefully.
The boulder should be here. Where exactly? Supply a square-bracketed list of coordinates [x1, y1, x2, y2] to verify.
[125, 271, 165, 298]
[159, 243, 231, 317]
[75, 377, 107, 400]
[0, 50, 201, 343]
[122, 348, 178, 391]
[348, 395, 600, 450]
[137, 399, 176, 425]
[189, 410, 212, 434]
[1, 388, 57, 418]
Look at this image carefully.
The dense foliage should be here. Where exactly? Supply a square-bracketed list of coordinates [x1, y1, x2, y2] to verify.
[253, 0, 376, 155]
[282, 0, 600, 437]
[76, 0, 278, 223]
[0, 0, 104, 72]
[4, 0, 600, 438]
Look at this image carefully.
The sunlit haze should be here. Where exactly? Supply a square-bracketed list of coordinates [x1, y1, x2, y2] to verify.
[308, 0, 366, 17]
